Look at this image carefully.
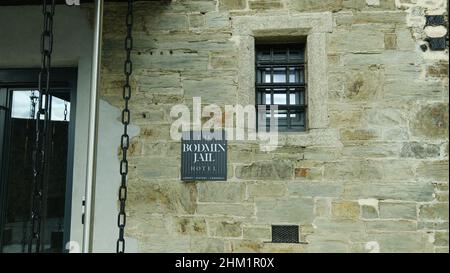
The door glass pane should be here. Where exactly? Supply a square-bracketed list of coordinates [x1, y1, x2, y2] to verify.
[1, 89, 71, 253]
[11, 91, 70, 121]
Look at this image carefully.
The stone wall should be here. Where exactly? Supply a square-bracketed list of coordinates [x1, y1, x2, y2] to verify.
[99, 0, 449, 253]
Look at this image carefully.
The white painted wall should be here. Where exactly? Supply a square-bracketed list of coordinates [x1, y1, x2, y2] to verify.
[92, 101, 139, 252]
[0, 5, 92, 250]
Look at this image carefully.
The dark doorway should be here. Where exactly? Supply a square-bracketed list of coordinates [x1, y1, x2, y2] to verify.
[0, 68, 77, 253]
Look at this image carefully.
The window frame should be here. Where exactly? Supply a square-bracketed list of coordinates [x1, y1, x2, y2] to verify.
[255, 44, 308, 132]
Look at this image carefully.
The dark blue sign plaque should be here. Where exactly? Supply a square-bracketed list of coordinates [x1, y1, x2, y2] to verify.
[181, 131, 227, 181]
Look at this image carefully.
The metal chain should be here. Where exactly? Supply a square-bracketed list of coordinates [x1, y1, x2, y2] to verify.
[64, 101, 68, 121]
[117, 0, 133, 253]
[29, 0, 55, 253]
[30, 91, 38, 119]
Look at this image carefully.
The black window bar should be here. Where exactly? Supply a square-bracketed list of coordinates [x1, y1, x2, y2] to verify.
[256, 44, 307, 132]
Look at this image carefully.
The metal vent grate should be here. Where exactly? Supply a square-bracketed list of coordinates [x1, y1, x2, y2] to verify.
[271, 225, 299, 243]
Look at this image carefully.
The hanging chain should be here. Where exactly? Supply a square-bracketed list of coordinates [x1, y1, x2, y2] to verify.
[64, 101, 68, 121]
[117, 0, 133, 253]
[30, 91, 38, 119]
[29, 0, 55, 253]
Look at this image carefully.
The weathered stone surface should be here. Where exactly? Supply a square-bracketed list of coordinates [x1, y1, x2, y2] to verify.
[342, 51, 421, 66]
[368, 233, 431, 253]
[384, 33, 397, 49]
[190, 237, 225, 252]
[324, 161, 383, 181]
[142, 142, 180, 157]
[128, 181, 197, 214]
[138, 234, 190, 253]
[230, 240, 264, 253]
[308, 241, 349, 253]
[209, 51, 238, 70]
[197, 182, 246, 202]
[189, 14, 205, 28]
[361, 205, 379, 219]
[174, 217, 207, 235]
[196, 203, 255, 217]
[335, 11, 407, 25]
[383, 75, 443, 101]
[315, 198, 332, 217]
[288, 182, 343, 198]
[243, 226, 271, 241]
[340, 129, 380, 141]
[417, 221, 449, 231]
[329, 108, 363, 128]
[435, 247, 450, 253]
[419, 203, 449, 221]
[249, 0, 283, 10]
[366, 0, 380, 6]
[246, 182, 286, 198]
[256, 198, 314, 224]
[293, 167, 323, 180]
[235, 160, 293, 180]
[209, 220, 243, 238]
[183, 76, 237, 104]
[164, 0, 218, 13]
[416, 161, 449, 182]
[382, 128, 409, 141]
[411, 103, 449, 139]
[342, 66, 384, 101]
[427, 61, 449, 78]
[219, 0, 247, 10]
[329, 27, 385, 53]
[379, 202, 417, 220]
[135, 157, 179, 178]
[287, 0, 343, 12]
[261, 243, 307, 253]
[332, 201, 360, 219]
[144, 14, 188, 31]
[396, 28, 416, 50]
[313, 218, 365, 233]
[400, 142, 441, 159]
[434, 231, 449, 246]
[205, 12, 231, 29]
[436, 191, 449, 202]
[342, 143, 401, 158]
[343, 182, 435, 202]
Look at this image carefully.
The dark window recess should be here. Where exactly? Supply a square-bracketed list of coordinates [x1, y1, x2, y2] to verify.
[427, 37, 447, 51]
[256, 44, 307, 132]
[271, 225, 299, 243]
[425, 15, 445, 26]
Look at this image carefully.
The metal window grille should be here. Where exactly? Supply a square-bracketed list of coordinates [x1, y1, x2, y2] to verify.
[271, 225, 299, 243]
[256, 44, 307, 132]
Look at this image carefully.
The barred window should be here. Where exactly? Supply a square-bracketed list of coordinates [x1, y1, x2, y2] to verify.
[256, 44, 307, 132]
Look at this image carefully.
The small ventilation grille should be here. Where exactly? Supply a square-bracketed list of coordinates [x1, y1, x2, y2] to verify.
[271, 225, 299, 243]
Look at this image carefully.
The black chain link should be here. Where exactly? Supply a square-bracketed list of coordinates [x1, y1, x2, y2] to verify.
[117, 0, 133, 253]
[64, 101, 68, 121]
[29, 0, 55, 253]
